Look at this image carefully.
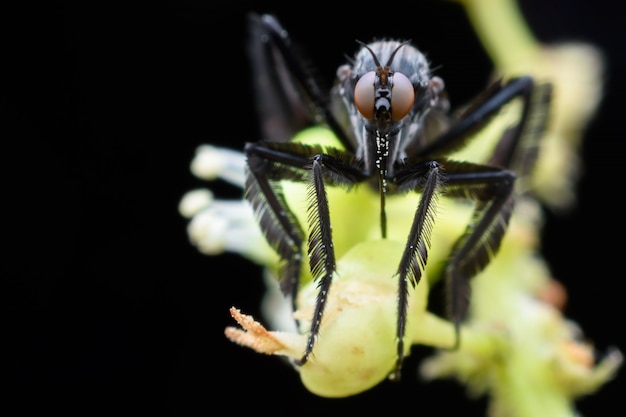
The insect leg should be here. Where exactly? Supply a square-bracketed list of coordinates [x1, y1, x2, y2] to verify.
[390, 160, 445, 380]
[247, 13, 354, 148]
[417, 76, 550, 165]
[440, 162, 518, 346]
[244, 143, 309, 307]
[245, 141, 367, 365]
[299, 152, 368, 365]
[431, 79, 551, 341]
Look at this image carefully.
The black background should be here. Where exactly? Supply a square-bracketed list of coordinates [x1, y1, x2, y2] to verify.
[5, 1, 625, 416]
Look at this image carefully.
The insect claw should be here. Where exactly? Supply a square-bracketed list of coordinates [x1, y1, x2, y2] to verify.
[294, 352, 310, 367]
[389, 361, 403, 382]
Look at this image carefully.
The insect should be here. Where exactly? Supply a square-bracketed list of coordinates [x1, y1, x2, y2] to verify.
[243, 13, 552, 379]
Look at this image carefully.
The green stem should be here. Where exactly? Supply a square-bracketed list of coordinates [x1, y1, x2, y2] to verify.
[459, 0, 540, 71]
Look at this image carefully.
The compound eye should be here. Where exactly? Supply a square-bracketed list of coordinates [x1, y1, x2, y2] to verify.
[354, 71, 376, 120]
[391, 72, 414, 121]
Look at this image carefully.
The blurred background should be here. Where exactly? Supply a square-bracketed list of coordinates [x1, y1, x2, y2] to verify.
[4, 1, 625, 415]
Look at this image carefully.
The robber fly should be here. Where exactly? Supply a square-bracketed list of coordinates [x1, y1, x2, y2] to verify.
[243, 13, 551, 379]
